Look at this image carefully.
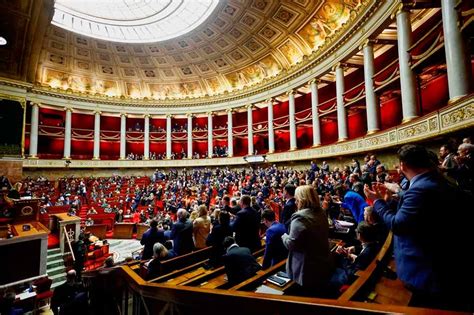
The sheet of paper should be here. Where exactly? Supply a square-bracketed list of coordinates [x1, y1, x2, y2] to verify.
[255, 284, 284, 295]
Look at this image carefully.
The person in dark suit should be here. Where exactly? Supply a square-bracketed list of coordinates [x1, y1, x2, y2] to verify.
[281, 184, 296, 232]
[330, 221, 380, 289]
[222, 236, 261, 285]
[365, 144, 474, 311]
[140, 220, 166, 260]
[170, 209, 194, 255]
[231, 195, 261, 253]
[261, 209, 288, 269]
[51, 270, 87, 315]
[206, 211, 232, 267]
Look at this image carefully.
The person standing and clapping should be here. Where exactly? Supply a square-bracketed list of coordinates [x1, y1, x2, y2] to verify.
[364, 144, 473, 311]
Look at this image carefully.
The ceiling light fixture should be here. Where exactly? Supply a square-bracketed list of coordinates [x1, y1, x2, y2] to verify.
[0, 37, 7, 45]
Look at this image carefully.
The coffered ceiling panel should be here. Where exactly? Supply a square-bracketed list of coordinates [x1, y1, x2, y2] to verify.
[34, 0, 372, 102]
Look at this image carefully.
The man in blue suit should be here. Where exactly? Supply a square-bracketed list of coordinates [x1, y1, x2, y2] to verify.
[365, 144, 473, 311]
[261, 209, 288, 269]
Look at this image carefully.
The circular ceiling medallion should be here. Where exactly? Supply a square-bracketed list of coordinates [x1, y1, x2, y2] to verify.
[52, 0, 220, 43]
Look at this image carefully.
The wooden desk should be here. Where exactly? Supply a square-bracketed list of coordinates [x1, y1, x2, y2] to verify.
[85, 224, 108, 240]
[114, 223, 135, 239]
[12, 223, 42, 237]
[52, 213, 81, 253]
[136, 224, 149, 240]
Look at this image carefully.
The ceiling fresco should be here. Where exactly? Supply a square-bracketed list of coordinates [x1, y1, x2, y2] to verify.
[36, 0, 370, 102]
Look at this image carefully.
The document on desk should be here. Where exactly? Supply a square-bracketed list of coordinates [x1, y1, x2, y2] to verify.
[255, 284, 284, 295]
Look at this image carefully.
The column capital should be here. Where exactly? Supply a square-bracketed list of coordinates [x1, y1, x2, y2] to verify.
[245, 104, 253, 110]
[166, 114, 173, 119]
[332, 62, 348, 72]
[359, 38, 377, 50]
[144, 114, 151, 118]
[265, 98, 273, 104]
[391, 2, 411, 19]
[64, 107, 73, 112]
[93, 110, 102, 115]
[206, 111, 213, 116]
[286, 90, 295, 97]
[225, 108, 233, 114]
[120, 112, 127, 118]
[30, 102, 40, 108]
[308, 78, 319, 85]
[186, 113, 194, 118]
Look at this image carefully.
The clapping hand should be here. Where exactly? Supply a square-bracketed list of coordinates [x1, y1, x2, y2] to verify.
[364, 183, 384, 202]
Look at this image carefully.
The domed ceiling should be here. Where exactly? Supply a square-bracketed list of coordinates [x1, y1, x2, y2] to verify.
[36, 0, 371, 103]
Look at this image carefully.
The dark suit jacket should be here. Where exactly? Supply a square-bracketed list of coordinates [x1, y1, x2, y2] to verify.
[170, 219, 194, 255]
[262, 222, 288, 269]
[140, 227, 166, 260]
[206, 223, 233, 266]
[224, 245, 261, 285]
[232, 206, 261, 252]
[51, 282, 87, 315]
[373, 171, 473, 294]
[281, 198, 296, 231]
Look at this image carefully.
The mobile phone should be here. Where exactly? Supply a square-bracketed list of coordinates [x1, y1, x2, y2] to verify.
[267, 275, 288, 287]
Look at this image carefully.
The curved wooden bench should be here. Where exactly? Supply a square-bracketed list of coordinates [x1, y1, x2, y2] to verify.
[338, 231, 393, 302]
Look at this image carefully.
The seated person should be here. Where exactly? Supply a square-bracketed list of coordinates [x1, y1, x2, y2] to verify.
[222, 236, 261, 285]
[0, 291, 23, 315]
[330, 221, 380, 289]
[7, 182, 22, 199]
[146, 242, 177, 279]
[51, 270, 87, 315]
[87, 207, 98, 215]
[85, 217, 94, 226]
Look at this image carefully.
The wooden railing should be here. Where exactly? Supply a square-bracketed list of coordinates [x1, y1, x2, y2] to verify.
[115, 230, 469, 314]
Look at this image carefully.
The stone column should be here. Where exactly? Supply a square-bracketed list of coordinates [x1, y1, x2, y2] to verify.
[227, 109, 233, 157]
[92, 111, 101, 160]
[63, 107, 72, 159]
[267, 99, 275, 153]
[144, 114, 150, 160]
[309, 80, 321, 146]
[288, 90, 297, 150]
[29, 103, 39, 158]
[441, 0, 471, 100]
[119, 113, 126, 159]
[166, 115, 172, 159]
[363, 40, 380, 134]
[247, 104, 254, 155]
[187, 114, 193, 158]
[207, 112, 213, 158]
[335, 63, 348, 141]
[396, 6, 418, 122]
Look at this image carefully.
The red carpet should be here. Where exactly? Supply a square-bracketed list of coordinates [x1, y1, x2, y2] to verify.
[48, 233, 60, 249]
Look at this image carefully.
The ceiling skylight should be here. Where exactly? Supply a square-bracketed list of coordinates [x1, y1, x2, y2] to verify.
[52, 0, 220, 43]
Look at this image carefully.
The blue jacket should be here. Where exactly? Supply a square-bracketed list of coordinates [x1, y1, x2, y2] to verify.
[373, 171, 473, 293]
[342, 190, 367, 224]
[262, 222, 288, 269]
